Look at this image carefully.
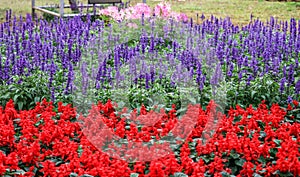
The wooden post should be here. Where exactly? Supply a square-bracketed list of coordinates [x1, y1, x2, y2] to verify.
[69, 0, 79, 12]
[59, 0, 64, 17]
[93, 4, 96, 17]
[32, 0, 35, 19]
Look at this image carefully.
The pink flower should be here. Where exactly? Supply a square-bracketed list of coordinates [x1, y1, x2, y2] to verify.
[154, 2, 171, 17]
[99, 6, 123, 21]
[98, 2, 188, 22]
[170, 12, 188, 22]
[127, 22, 138, 29]
[133, 3, 152, 18]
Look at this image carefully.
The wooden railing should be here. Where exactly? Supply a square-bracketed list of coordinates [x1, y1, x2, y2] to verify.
[31, 0, 122, 18]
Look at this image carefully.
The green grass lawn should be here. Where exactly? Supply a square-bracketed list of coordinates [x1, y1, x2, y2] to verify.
[0, 0, 300, 25]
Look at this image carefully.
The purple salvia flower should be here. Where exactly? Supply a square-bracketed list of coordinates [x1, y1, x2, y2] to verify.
[201, 13, 205, 20]
[141, 13, 145, 26]
[246, 74, 253, 86]
[238, 70, 243, 81]
[287, 64, 294, 85]
[81, 61, 90, 95]
[145, 73, 150, 89]
[287, 96, 293, 104]
[0, 53, 2, 80]
[227, 62, 234, 78]
[196, 62, 204, 90]
[279, 77, 286, 94]
[65, 62, 74, 94]
[150, 64, 155, 84]
[295, 79, 300, 95]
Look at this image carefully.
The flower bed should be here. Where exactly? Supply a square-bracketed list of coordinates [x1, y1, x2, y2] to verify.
[0, 99, 299, 176]
[0, 6, 299, 111]
[0, 2, 300, 176]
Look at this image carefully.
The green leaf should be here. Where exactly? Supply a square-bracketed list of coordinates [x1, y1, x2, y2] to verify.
[77, 145, 83, 157]
[259, 131, 266, 139]
[220, 171, 235, 177]
[70, 173, 78, 177]
[7, 169, 26, 175]
[173, 172, 188, 177]
[13, 95, 19, 102]
[253, 173, 263, 177]
[235, 158, 246, 167]
[2, 92, 10, 100]
[273, 139, 282, 146]
[230, 150, 240, 159]
[130, 173, 139, 177]
[251, 90, 257, 98]
[17, 102, 24, 110]
[231, 166, 238, 174]
[200, 155, 211, 163]
[34, 119, 44, 127]
[257, 155, 266, 165]
[79, 175, 94, 177]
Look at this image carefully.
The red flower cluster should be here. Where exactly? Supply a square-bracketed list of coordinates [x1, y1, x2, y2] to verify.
[0, 99, 299, 176]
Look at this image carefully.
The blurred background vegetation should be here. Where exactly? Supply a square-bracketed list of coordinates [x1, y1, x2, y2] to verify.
[0, 0, 299, 25]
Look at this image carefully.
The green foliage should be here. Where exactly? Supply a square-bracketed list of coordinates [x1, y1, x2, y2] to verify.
[92, 77, 182, 114]
[127, 78, 182, 112]
[172, 172, 189, 177]
[130, 173, 139, 177]
[91, 14, 112, 24]
[42, 7, 59, 22]
[0, 71, 50, 110]
[225, 74, 289, 109]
